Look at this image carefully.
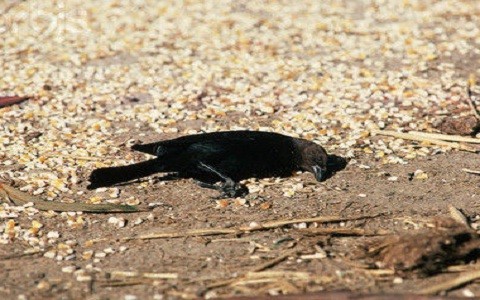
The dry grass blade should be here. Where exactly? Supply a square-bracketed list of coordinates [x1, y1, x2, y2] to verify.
[204, 278, 238, 290]
[231, 278, 278, 286]
[246, 271, 311, 280]
[0, 182, 140, 213]
[203, 251, 301, 294]
[99, 280, 147, 287]
[419, 270, 480, 295]
[409, 131, 480, 144]
[463, 168, 480, 175]
[467, 74, 480, 120]
[42, 153, 105, 161]
[371, 130, 478, 152]
[0, 249, 43, 260]
[360, 269, 396, 276]
[251, 250, 297, 272]
[127, 228, 238, 240]
[109, 270, 178, 279]
[41, 152, 117, 161]
[240, 214, 380, 231]
[129, 214, 382, 240]
[447, 264, 480, 272]
[301, 228, 389, 236]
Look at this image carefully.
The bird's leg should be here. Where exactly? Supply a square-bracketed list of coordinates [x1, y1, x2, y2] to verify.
[197, 162, 248, 198]
[194, 180, 222, 191]
[198, 162, 229, 181]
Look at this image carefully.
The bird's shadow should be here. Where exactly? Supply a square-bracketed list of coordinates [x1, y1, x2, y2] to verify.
[323, 154, 348, 181]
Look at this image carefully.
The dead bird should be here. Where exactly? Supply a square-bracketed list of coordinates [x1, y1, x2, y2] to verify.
[87, 131, 344, 197]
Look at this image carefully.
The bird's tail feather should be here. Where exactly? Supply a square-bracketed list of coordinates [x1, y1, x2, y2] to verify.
[131, 143, 158, 155]
[87, 158, 161, 189]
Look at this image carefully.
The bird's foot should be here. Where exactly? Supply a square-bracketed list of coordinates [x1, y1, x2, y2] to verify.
[219, 179, 249, 198]
[196, 162, 249, 198]
[195, 179, 248, 198]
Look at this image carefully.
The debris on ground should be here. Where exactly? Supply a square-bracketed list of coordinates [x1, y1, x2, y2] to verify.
[364, 218, 480, 276]
[0, 96, 29, 108]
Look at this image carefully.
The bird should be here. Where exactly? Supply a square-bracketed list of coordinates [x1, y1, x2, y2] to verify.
[87, 131, 342, 198]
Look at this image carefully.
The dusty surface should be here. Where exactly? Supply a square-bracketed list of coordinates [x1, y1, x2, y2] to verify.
[1, 0, 480, 299]
[1, 151, 480, 299]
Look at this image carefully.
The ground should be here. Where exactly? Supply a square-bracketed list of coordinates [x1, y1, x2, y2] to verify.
[1, 0, 480, 299]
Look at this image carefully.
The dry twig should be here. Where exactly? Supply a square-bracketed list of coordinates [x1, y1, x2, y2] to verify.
[301, 228, 389, 236]
[371, 130, 478, 152]
[250, 250, 297, 272]
[0, 96, 29, 108]
[0, 248, 43, 260]
[409, 131, 480, 144]
[127, 214, 383, 240]
[447, 264, 480, 273]
[41, 153, 106, 161]
[202, 250, 300, 293]
[109, 270, 178, 280]
[0, 182, 140, 213]
[463, 168, 480, 175]
[419, 270, 480, 295]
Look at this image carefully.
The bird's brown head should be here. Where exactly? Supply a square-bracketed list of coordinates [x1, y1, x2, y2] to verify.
[296, 139, 328, 182]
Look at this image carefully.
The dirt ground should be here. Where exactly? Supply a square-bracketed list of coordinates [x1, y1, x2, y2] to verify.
[1, 150, 480, 299]
[2, 0, 480, 299]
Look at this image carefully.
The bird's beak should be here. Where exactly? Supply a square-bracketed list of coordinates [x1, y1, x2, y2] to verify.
[312, 165, 326, 182]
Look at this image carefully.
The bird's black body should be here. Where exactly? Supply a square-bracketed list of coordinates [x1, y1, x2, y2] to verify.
[87, 131, 337, 197]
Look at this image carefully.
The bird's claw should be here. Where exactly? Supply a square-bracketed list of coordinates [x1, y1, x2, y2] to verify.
[220, 180, 249, 198]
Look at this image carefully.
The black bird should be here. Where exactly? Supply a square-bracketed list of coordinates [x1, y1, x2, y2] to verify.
[87, 131, 339, 197]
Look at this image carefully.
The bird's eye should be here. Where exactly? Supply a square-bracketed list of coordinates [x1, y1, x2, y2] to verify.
[155, 146, 166, 156]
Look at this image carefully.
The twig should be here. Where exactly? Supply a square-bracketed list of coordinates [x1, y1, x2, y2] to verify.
[0, 248, 43, 260]
[360, 269, 395, 276]
[419, 270, 480, 295]
[447, 264, 480, 273]
[166, 290, 197, 299]
[109, 270, 178, 280]
[99, 280, 147, 287]
[0, 96, 29, 108]
[42, 153, 105, 161]
[202, 251, 300, 294]
[463, 168, 480, 175]
[247, 214, 380, 230]
[126, 228, 238, 240]
[371, 130, 478, 152]
[300, 228, 390, 236]
[251, 250, 297, 272]
[467, 74, 480, 120]
[231, 278, 278, 286]
[203, 278, 238, 291]
[245, 271, 310, 280]
[409, 131, 480, 144]
[127, 214, 383, 240]
[210, 237, 252, 243]
[0, 182, 140, 213]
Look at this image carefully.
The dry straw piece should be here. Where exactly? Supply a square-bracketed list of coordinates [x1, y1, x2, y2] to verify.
[126, 213, 383, 240]
[371, 130, 478, 153]
[0, 182, 140, 213]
